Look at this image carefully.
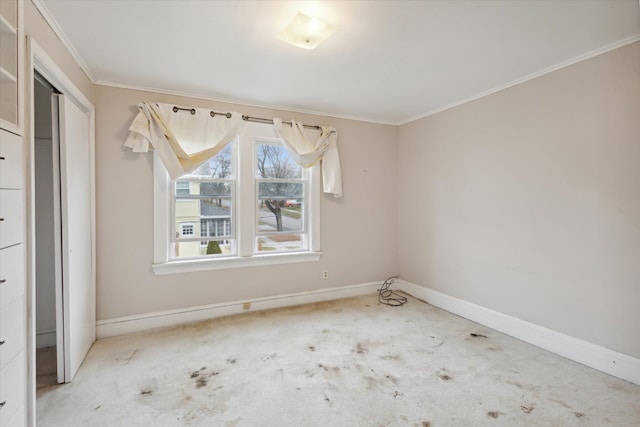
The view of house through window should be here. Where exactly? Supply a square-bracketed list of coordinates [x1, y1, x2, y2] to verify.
[173, 144, 235, 258]
[171, 129, 312, 260]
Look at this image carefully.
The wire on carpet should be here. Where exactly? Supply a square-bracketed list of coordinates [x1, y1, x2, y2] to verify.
[378, 276, 407, 306]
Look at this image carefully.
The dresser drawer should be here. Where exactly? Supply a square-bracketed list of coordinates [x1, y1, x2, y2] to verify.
[0, 245, 24, 310]
[0, 190, 23, 249]
[0, 131, 23, 190]
[0, 297, 24, 369]
[0, 351, 24, 427]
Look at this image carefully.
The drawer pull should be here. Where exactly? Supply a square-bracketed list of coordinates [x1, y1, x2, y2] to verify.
[0, 218, 4, 221]
[0, 279, 5, 283]
[0, 156, 5, 160]
[0, 400, 6, 408]
[0, 340, 4, 346]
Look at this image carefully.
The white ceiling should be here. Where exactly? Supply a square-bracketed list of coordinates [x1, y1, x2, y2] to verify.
[38, 0, 640, 125]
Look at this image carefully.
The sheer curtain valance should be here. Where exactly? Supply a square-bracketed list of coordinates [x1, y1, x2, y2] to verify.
[273, 118, 343, 198]
[124, 103, 244, 179]
[124, 102, 343, 197]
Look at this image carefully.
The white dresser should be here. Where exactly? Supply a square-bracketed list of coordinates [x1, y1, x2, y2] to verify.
[0, 130, 25, 427]
[0, 0, 26, 425]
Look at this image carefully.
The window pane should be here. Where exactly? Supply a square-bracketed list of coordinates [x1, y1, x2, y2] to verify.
[173, 239, 234, 258]
[200, 218, 232, 238]
[199, 182, 232, 198]
[257, 235, 303, 252]
[190, 144, 233, 178]
[176, 199, 231, 237]
[258, 182, 303, 200]
[200, 240, 232, 255]
[180, 223, 194, 236]
[175, 181, 190, 195]
[175, 197, 232, 238]
[256, 144, 302, 179]
[174, 181, 232, 199]
[257, 199, 303, 233]
[173, 178, 234, 259]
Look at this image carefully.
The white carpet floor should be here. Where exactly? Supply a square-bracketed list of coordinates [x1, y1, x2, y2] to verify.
[36, 294, 640, 426]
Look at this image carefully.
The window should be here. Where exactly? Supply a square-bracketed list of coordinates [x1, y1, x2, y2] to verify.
[175, 181, 190, 196]
[200, 219, 231, 247]
[153, 121, 320, 274]
[173, 143, 235, 258]
[180, 223, 195, 236]
[256, 140, 306, 253]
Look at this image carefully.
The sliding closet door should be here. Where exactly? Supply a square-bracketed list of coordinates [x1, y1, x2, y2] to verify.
[56, 94, 95, 382]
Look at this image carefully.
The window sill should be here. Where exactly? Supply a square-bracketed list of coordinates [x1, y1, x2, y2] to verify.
[152, 251, 322, 275]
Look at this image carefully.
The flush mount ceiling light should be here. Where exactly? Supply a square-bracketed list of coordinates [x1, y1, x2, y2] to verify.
[276, 12, 336, 50]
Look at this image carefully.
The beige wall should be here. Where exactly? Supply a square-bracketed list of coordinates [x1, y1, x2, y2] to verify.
[94, 86, 398, 320]
[397, 42, 640, 358]
[27, 0, 639, 359]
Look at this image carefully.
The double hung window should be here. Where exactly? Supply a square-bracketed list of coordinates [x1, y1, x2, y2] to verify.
[255, 138, 306, 253]
[173, 144, 235, 258]
[153, 122, 320, 273]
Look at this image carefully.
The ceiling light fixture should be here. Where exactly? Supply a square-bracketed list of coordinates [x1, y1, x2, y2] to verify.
[276, 12, 336, 50]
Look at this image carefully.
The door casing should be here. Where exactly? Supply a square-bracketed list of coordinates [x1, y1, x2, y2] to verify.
[26, 37, 96, 424]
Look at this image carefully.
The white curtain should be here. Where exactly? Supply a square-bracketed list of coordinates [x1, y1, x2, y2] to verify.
[124, 103, 244, 179]
[273, 118, 343, 198]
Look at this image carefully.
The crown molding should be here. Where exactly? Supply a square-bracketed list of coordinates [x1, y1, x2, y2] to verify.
[31, 0, 96, 83]
[397, 35, 640, 126]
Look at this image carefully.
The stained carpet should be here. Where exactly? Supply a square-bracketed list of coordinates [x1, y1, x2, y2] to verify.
[36, 294, 640, 426]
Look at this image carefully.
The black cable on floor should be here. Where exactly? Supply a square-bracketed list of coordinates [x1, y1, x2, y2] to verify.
[378, 276, 407, 307]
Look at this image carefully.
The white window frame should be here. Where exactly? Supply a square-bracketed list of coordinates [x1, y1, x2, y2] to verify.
[254, 136, 308, 253]
[152, 122, 321, 274]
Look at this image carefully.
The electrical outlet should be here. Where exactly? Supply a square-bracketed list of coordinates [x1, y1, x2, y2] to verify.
[243, 302, 251, 310]
[322, 270, 329, 280]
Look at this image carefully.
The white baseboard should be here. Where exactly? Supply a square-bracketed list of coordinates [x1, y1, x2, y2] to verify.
[396, 279, 640, 386]
[36, 329, 56, 349]
[96, 278, 640, 385]
[96, 281, 381, 339]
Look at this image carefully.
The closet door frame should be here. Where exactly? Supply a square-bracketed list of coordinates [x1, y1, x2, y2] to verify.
[26, 37, 96, 426]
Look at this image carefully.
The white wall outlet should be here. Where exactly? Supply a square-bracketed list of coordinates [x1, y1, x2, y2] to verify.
[322, 270, 329, 280]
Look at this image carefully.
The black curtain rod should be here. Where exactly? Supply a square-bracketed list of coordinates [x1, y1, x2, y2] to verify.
[242, 115, 321, 130]
[171, 105, 321, 130]
[172, 106, 231, 118]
